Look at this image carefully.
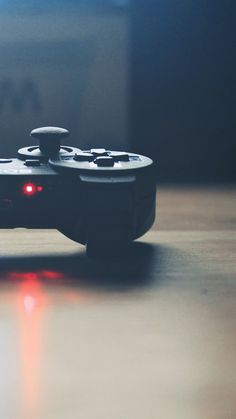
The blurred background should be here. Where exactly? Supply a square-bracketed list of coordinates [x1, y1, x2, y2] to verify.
[0, 0, 235, 182]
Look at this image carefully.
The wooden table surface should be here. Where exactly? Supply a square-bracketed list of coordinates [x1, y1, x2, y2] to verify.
[0, 186, 235, 419]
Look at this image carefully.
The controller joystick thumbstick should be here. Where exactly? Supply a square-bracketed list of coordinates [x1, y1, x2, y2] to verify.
[17, 126, 80, 162]
[30, 126, 70, 156]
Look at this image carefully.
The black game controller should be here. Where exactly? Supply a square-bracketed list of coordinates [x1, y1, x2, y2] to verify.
[0, 127, 156, 257]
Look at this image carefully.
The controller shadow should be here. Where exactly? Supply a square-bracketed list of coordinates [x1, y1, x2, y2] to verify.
[0, 242, 159, 292]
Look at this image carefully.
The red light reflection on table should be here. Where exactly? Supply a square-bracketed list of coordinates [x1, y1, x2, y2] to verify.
[0, 266, 95, 418]
[17, 278, 47, 417]
[10, 269, 91, 416]
[9, 270, 63, 281]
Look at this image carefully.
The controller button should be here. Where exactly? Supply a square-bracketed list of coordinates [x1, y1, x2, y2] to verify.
[109, 152, 129, 162]
[24, 159, 41, 167]
[94, 156, 115, 167]
[74, 152, 94, 162]
[0, 159, 12, 163]
[129, 155, 141, 161]
[90, 148, 108, 156]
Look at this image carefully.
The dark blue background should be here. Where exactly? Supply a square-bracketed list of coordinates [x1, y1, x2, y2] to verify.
[131, 0, 236, 182]
[0, 0, 235, 182]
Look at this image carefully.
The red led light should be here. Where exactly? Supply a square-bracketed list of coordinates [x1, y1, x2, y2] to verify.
[22, 183, 43, 196]
[23, 183, 36, 196]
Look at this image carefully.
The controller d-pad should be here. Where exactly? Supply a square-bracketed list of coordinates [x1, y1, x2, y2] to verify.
[90, 148, 108, 156]
[94, 156, 115, 167]
[74, 152, 94, 162]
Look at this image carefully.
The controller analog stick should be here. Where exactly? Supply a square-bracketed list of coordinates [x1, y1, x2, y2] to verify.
[17, 126, 81, 161]
[30, 126, 70, 156]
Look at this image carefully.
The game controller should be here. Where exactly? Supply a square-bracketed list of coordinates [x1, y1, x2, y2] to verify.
[0, 127, 156, 257]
